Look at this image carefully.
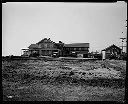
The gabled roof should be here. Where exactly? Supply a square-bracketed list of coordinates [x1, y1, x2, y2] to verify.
[28, 44, 39, 49]
[64, 43, 89, 47]
[102, 44, 121, 51]
[37, 38, 55, 44]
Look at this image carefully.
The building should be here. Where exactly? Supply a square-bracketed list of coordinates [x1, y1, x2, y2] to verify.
[62, 43, 89, 58]
[102, 44, 122, 59]
[22, 38, 60, 57]
[21, 38, 90, 58]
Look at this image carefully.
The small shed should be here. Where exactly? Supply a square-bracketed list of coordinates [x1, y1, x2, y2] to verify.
[102, 44, 122, 59]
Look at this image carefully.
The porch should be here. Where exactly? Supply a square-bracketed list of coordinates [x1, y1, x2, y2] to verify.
[21, 48, 60, 56]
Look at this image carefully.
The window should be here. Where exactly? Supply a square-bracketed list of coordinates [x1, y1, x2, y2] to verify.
[84, 47, 88, 50]
[50, 44, 53, 48]
[79, 48, 81, 50]
[47, 44, 50, 48]
[41, 44, 44, 48]
[38, 44, 41, 48]
[44, 44, 47, 48]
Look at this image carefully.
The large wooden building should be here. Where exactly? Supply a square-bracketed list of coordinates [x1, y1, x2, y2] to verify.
[21, 38, 89, 58]
[22, 38, 60, 57]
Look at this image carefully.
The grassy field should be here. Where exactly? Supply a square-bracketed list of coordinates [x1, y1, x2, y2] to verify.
[2, 58, 126, 101]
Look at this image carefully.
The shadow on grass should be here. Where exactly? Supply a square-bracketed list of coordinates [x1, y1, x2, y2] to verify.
[43, 75, 125, 89]
[3, 70, 125, 88]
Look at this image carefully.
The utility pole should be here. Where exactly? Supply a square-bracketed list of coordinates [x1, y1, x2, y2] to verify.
[125, 20, 127, 53]
[120, 37, 126, 54]
[120, 20, 127, 54]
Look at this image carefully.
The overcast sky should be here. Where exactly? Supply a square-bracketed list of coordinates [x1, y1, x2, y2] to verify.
[2, 2, 127, 56]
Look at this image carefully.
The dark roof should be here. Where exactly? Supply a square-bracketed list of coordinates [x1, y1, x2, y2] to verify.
[55, 43, 64, 46]
[102, 44, 121, 51]
[28, 44, 39, 49]
[37, 38, 54, 44]
[64, 43, 89, 47]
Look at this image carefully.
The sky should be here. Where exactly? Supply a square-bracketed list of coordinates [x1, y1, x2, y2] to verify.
[2, 2, 127, 56]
